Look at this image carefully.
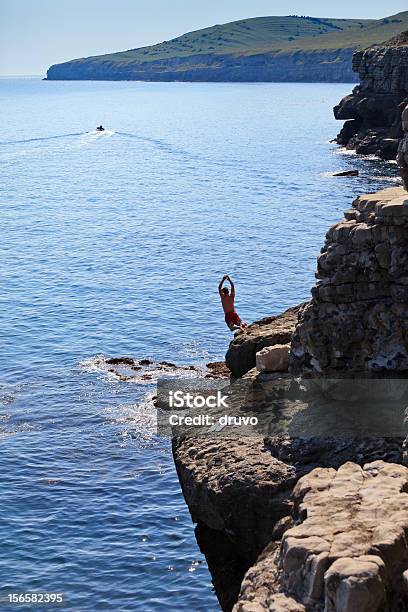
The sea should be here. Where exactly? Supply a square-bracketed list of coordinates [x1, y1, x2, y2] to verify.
[0, 77, 400, 611]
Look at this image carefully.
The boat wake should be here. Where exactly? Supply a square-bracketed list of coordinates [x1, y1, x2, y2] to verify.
[84, 129, 115, 139]
[0, 132, 84, 145]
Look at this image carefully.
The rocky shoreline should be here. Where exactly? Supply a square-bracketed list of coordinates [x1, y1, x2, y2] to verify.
[334, 32, 408, 160]
[46, 48, 358, 84]
[170, 35, 408, 612]
[291, 187, 408, 374]
[172, 185, 408, 611]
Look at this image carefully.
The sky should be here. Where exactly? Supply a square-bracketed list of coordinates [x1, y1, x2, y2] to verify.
[1, 0, 407, 75]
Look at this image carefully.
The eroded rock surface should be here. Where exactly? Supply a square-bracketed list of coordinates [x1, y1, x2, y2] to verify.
[291, 187, 408, 374]
[173, 436, 297, 609]
[173, 437, 297, 550]
[173, 434, 404, 610]
[334, 34, 408, 159]
[235, 461, 408, 611]
[397, 102, 408, 190]
[226, 306, 302, 378]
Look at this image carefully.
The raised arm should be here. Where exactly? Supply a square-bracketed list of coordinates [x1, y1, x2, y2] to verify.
[218, 275, 227, 295]
[226, 275, 235, 298]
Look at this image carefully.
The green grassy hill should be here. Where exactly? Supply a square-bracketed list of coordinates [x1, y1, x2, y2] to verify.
[46, 11, 408, 82]
[95, 16, 375, 62]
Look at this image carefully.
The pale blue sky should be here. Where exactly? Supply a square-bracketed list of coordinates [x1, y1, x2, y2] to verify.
[1, 0, 407, 75]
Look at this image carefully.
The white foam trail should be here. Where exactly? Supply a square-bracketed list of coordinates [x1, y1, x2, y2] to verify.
[78, 130, 115, 147]
[86, 129, 115, 138]
[372, 176, 401, 183]
[79, 355, 121, 382]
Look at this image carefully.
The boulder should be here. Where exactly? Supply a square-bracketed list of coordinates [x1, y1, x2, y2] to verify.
[235, 461, 408, 611]
[226, 305, 302, 378]
[173, 434, 404, 611]
[255, 344, 290, 372]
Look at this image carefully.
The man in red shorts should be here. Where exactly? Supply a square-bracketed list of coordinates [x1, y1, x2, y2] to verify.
[218, 275, 247, 331]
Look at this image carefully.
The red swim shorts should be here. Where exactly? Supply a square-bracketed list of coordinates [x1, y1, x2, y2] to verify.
[225, 311, 241, 328]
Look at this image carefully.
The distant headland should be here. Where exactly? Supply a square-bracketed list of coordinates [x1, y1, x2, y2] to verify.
[46, 11, 408, 83]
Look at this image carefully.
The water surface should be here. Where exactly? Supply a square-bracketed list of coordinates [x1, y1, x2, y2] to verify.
[0, 78, 399, 610]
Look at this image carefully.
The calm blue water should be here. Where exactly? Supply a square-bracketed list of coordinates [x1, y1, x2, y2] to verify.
[0, 78, 399, 611]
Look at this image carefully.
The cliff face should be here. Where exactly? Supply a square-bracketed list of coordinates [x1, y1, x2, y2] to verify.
[173, 186, 408, 610]
[291, 187, 408, 374]
[172, 437, 297, 610]
[46, 49, 356, 83]
[235, 461, 408, 611]
[334, 35, 408, 159]
[173, 434, 405, 611]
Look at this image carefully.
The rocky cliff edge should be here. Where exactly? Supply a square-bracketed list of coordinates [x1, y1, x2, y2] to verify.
[173, 186, 408, 611]
[334, 33, 408, 159]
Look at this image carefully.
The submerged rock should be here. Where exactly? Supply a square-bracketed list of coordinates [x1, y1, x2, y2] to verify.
[332, 169, 359, 177]
[81, 355, 228, 383]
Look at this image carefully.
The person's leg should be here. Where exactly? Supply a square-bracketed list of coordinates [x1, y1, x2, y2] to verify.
[226, 312, 247, 332]
[234, 314, 247, 330]
[229, 324, 242, 331]
[229, 320, 246, 332]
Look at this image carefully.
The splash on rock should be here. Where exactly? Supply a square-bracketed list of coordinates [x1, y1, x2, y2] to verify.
[80, 355, 229, 384]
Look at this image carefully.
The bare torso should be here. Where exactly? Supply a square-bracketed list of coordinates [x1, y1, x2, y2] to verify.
[220, 293, 235, 314]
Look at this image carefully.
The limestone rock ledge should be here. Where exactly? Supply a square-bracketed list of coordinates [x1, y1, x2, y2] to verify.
[291, 187, 408, 374]
[235, 461, 408, 611]
[173, 187, 408, 610]
[334, 34, 408, 159]
[172, 437, 297, 610]
[226, 306, 302, 379]
[173, 436, 403, 610]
